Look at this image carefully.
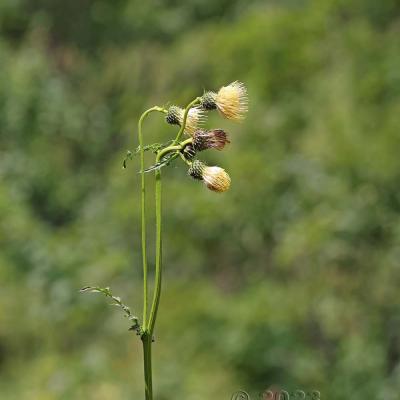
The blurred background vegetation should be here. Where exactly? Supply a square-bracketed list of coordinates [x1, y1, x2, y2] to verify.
[1, 0, 400, 399]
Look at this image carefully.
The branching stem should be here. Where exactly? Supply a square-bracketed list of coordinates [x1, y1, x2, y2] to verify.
[156, 138, 192, 161]
[138, 98, 199, 400]
[137, 106, 166, 331]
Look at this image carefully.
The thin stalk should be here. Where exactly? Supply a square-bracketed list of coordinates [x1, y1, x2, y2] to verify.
[142, 333, 153, 400]
[137, 106, 166, 332]
[179, 152, 192, 166]
[156, 138, 193, 161]
[142, 163, 162, 400]
[147, 167, 162, 335]
[137, 106, 166, 400]
[173, 97, 201, 144]
[147, 100, 198, 334]
[139, 98, 198, 400]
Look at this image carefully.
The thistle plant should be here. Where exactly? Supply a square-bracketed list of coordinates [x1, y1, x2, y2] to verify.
[82, 81, 248, 399]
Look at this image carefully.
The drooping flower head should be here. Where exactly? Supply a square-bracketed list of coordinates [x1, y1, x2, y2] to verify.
[200, 81, 248, 122]
[165, 105, 206, 135]
[192, 129, 230, 151]
[188, 160, 231, 193]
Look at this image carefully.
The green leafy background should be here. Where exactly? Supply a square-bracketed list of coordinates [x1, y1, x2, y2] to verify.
[1, 1, 400, 399]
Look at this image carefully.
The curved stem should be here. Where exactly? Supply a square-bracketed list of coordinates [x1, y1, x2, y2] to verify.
[156, 145, 181, 158]
[180, 138, 193, 147]
[179, 152, 192, 166]
[146, 132, 194, 334]
[145, 136, 194, 336]
[173, 97, 201, 144]
[156, 138, 193, 161]
[137, 106, 166, 332]
[138, 98, 199, 399]
[137, 106, 166, 400]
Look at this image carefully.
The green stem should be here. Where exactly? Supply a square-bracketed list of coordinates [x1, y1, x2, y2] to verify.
[142, 333, 153, 400]
[142, 165, 162, 400]
[179, 152, 192, 166]
[147, 133, 194, 334]
[137, 106, 166, 332]
[137, 106, 167, 400]
[173, 97, 201, 144]
[146, 106, 198, 333]
[156, 138, 193, 161]
[148, 167, 162, 335]
[138, 98, 199, 400]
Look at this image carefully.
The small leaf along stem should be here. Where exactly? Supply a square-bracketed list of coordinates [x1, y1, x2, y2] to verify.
[80, 286, 141, 334]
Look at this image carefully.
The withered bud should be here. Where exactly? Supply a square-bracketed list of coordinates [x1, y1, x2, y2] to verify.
[192, 129, 230, 151]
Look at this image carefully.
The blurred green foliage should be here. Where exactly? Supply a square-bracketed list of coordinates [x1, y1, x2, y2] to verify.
[1, 0, 400, 399]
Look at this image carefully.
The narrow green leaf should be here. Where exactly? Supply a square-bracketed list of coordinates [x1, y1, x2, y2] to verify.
[80, 285, 142, 335]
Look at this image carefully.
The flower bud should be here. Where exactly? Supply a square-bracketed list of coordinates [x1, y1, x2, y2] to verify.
[192, 129, 230, 151]
[188, 160, 205, 180]
[165, 105, 206, 135]
[188, 160, 231, 193]
[200, 91, 217, 110]
[165, 105, 181, 126]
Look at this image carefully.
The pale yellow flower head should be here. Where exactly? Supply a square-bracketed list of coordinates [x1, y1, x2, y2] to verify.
[188, 160, 231, 193]
[165, 105, 206, 135]
[215, 81, 248, 122]
[184, 106, 206, 135]
[203, 166, 231, 192]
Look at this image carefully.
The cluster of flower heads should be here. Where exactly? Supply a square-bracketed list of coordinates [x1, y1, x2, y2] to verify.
[165, 81, 248, 193]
